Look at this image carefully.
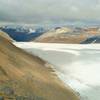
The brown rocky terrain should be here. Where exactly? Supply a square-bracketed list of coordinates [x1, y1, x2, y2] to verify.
[35, 34, 87, 43]
[35, 27, 88, 43]
[0, 34, 79, 100]
[35, 27, 100, 44]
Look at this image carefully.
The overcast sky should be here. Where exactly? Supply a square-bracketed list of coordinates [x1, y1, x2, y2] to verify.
[0, 0, 100, 24]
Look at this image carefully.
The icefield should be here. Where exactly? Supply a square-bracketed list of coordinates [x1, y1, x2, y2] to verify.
[14, 42, 100, 100]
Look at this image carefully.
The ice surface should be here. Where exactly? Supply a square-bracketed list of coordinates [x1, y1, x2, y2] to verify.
[14, 42, 100, 100]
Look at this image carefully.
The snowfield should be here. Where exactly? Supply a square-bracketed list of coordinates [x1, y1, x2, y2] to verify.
[14, 42, 100, 100]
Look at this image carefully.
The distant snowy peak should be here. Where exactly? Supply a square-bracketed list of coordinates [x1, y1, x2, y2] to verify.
[28, 28, 36, 33]
[0, 26, 46, 41]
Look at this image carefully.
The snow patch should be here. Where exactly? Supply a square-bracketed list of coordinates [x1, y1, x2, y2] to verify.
[13, 42, 100, 100]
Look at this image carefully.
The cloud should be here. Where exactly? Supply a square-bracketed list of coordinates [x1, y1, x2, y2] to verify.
[0, 0, 100, 24]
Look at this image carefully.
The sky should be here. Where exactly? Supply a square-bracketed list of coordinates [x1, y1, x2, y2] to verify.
[0, 0, 100, 24]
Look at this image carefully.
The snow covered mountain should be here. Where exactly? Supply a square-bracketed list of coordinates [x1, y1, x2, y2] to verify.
[1, 26, 46, 41]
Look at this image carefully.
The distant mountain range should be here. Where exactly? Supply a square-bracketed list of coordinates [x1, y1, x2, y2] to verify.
[35, 26, 100, 43]
[0, 26, 46, 41]
[1, 25, 100, 43]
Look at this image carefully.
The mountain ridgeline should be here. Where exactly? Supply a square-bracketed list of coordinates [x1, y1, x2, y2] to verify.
[1, 27, 45, 41]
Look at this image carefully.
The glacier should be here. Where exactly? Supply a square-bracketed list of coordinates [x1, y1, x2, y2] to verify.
[13, 42, 100, 100]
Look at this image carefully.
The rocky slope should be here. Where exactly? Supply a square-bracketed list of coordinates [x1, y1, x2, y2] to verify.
[35, 27, 100, 44]
[35, 27, 87, 43]
[0, 34, 79, 100]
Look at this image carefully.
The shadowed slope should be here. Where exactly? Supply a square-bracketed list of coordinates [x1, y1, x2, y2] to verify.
[0, 31, 13, 41]
[0, 35, 79, 100]
[81, 35, 100, 44]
